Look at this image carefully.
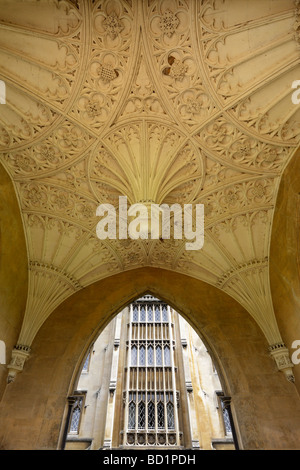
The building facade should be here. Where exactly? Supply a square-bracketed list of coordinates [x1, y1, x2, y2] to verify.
[65, 297, 235, 450]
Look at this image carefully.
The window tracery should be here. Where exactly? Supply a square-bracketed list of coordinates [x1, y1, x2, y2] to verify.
[124, 298, 179, 446]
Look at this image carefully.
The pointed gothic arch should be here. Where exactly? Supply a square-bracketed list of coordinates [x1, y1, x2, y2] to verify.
[0, 268, 300, 449]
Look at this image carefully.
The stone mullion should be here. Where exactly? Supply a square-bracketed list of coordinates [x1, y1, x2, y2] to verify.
[135, 304, 140, 433]
[145, 303, 149, 433]
[153, 307, 158, 436]
[168, 307, 180, 446]
[161, 304, 167, 436]
[123, 305, 133, 445]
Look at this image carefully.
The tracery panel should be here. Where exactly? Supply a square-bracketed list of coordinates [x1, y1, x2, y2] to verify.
[124, 298, 180, 447]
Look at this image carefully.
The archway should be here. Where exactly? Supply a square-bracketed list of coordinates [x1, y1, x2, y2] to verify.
[0, 268, 300, 450]
[63, 296, 237, 450]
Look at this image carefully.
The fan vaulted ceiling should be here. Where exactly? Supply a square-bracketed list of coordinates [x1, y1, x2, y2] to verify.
[0, 0, 299, 351]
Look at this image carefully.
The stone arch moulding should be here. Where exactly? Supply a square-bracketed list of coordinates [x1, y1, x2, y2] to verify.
[1, 268, 300, 450]
[0, 163, 28, 400]
[270, 146, 300, 393]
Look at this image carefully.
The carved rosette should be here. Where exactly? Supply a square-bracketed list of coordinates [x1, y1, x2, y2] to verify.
[7, 345, 31, 383]
[269, 343, 295, 382]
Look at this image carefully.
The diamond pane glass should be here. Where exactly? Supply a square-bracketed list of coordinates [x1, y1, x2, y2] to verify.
[139, 346, 146, 366]
[138, 401, 145, 429]
[155, 306, 160, 322]
[157, 401, 165, 429]
[162, 306, 168, 321]
[148, 401, 155, 429]
[70, 397, 83, 433]
[82, 353, 90, 372]
[156, 346, 162, 365]
[147, 307, 153, 322]
[140, 306, 146, 322]
[164, 346, 170, 366]
[167, 402, 175, 429]
[148, 345, 154, 365]
[133, 307, 138, 322]
[128, 401, 136, 429]
[223, 407, 232, 435]
[131, 346, 137, 366]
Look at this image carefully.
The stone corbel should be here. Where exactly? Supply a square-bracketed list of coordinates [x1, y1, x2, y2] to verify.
[109, 380, 116, 396]
[269, 343, 295, 382]
[6, 344, 31, 383]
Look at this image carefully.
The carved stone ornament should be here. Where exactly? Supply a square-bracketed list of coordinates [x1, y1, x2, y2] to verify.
[269, 343, 295, 382]
[7, 345, 31, 383]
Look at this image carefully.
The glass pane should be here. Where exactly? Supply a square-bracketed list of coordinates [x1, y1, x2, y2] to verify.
[128, 402, 136, 429]
[82, 353, 90, 372]
[70, 398, 83, 433]
[164, 346, 170, 366]
[222, 406, 232, 435]
[167, 402, 175, 429]
[133, 306, 138, 322]
[156, 346, 162, 365]
[140, 306, 146, 322]
[139, 346, 146, 366]
[155, 306, 160, 322]
[148, 345, 154, 365]
[148, 401, 155, 429]
[147, 306, 153, 322]
[131, 346, 137, 366]
[162, 306, 168, 321]
[138, 401, 145, 429]
[157, 401, 165, 429]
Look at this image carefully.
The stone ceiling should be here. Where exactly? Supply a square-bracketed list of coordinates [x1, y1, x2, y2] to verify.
[0, 0, 299, 366]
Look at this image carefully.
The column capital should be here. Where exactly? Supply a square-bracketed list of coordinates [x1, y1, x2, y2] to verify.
[7, 344, 31, 383]
[269, 342, 295, 382]
[220, 396, 231, 409]
[67, 396, 77, 406]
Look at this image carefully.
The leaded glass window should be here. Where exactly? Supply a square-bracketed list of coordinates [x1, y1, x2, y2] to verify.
[148, 345, 154, 365]
[139, 345, 146, 366]
[82, 353, 90, 373]
[128, 402, 136, 429]
[140, 306, 146, 322]
[131, 345, 137, 366]
[157, 400, 165, 429]
[162, 306, 168, 322]
[155, 306, 160, 322]
[148, 395, 155, 429]
[164, 345, 170, 366]
[167, 401, 175, 429]
[125, 299, 179, 441]
[156, 345, 162, 365]
[148, 306, 153, 321]
[133, 306, 138, 322]
[221, 402, 232, 435]
[69, 397, 83, 433]
[138, 400, 145, 429]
